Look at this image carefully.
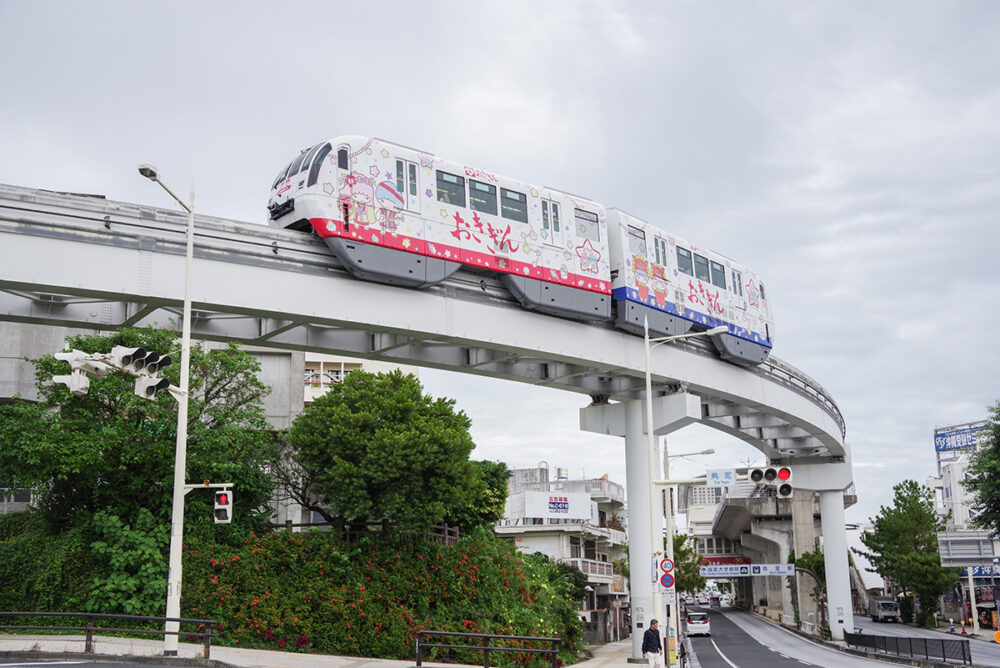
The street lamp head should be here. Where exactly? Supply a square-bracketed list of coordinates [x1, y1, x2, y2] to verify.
[137, 163, 159, 182]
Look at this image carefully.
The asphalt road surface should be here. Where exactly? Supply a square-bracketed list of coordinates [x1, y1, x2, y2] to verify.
[0, 662, 155, 667]
[686, 606, 893, 668]
[853, 615, 1000, 667]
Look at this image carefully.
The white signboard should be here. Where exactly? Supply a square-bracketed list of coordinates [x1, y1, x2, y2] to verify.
[700, 563, 795, 577]
[706, 469, 736, 488]
[523, 491, 592, 520]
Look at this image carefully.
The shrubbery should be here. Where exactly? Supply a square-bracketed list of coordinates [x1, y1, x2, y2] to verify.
[182, 527, 582, 664]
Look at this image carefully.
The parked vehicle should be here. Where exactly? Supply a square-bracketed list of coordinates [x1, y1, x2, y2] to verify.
[686, 612, 711, 636]
[869, 597, 900, 622]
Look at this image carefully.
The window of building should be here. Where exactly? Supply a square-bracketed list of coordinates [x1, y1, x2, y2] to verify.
[575, 208, 600, 242]
[501, 188, 528, 223]
[710, 260, 727, 289]
[570, 536, 582, 558]
[627, 226, 646, 255]
[469, 179, 498, 215]
[677, 247, 693, 275]
[436, 171, 466, 207]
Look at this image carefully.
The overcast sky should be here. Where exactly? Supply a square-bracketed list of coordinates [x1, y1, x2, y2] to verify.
[2, 1, 999, 533]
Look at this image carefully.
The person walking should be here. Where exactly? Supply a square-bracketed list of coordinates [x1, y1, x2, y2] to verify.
[642, 619, 663, 668]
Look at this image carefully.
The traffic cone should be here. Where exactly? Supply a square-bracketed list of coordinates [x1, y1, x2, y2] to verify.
[961, 620, 967, 635]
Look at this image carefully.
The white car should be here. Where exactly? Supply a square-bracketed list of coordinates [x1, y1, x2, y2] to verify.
[686, 612, 711, 636]
[697, 595, 710, 604]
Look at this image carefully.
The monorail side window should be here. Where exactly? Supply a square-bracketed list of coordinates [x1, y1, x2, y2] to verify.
[677, 247, 693, 275]
[694, 253, 710, 282]
[759, 283, 766, 301]
[654, 237, 668, 265]
[542, 200, 561, 232]
[575, 209, 599, 242]
[627, 226, 646, 255]
[501, 188, 528, 223]
[710, 260, 727, 289]
[469, 179, 498, 215]
[337, 147, 349, 170]
[732, 270, 743, 297]
[436, 171, 466, 207]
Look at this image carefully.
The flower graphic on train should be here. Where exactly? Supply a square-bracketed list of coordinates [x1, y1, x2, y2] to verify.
[575, 239, 602, 275]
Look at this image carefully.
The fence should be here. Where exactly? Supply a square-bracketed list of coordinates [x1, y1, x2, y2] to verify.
[0, 611, 217, 659]
[415, 630, 559, 668]
[844, 631, 971, 665]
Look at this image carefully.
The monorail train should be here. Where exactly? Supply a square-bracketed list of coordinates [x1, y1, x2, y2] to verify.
[267, 136, 774, 366]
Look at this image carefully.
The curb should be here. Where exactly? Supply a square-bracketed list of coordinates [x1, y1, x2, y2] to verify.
[0, 649, 234, 667]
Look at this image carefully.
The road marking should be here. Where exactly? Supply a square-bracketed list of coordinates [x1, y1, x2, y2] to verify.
[710, 637, 740, 668]
[0, 663, 90, 666]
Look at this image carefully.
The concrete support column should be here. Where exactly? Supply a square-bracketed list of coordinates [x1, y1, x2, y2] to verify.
[791, 490, 820, 632]
[819, 489, 854, 640]
[624, 399, 655, 657]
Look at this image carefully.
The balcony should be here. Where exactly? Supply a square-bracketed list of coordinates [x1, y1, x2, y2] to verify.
[561, 557, 616, 583]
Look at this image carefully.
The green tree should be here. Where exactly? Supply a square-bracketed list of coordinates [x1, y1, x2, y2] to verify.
[963, 401, 1000, 535]
[285, 370, 481, 531]
[854, 480, 957, 626]
[445, 459, 511, 532]
[672, 534, 706, 594]
[0, 327, 278, 538]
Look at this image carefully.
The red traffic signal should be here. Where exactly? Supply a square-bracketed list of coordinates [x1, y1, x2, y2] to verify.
[214, 490, 233, 524]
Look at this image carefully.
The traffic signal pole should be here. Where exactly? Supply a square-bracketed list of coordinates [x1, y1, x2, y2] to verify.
[163, 181, 194, 656]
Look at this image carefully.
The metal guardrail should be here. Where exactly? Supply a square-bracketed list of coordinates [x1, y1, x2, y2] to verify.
[844, 631, 971, 665]
[415, 630, 559, 668]
[0, 611, 218, 659]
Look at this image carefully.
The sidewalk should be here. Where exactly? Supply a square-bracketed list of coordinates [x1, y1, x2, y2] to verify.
[0, 634, 699, 668]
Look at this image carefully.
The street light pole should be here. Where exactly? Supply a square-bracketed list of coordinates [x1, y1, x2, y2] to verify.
[643, 316, 726, 667]
[139, 164, 194, 656]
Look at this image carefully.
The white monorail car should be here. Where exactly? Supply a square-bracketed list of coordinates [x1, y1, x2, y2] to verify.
[267, 136, 773, 366]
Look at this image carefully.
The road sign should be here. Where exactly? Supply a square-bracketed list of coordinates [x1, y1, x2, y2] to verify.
[660, 573, 675, 589]
[660, 558, 674, 573]
[699, 563, 794, 577]
[707, 469, 735, 488]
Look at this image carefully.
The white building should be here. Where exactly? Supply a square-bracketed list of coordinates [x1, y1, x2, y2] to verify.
[495, 464, 628, 616]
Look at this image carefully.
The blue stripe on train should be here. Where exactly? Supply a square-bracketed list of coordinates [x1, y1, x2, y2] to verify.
[611, 286, 772, 348]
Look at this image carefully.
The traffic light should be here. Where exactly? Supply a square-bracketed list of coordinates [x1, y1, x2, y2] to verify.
[134, 375, 170, 398]
[750, 466, 793, 498]
[111, 346, 173, 374]
[214, 490, 233, 524]
[52, 370, 91, 396]
[776, 467, 793, 498]
[52, 349, 111, 395]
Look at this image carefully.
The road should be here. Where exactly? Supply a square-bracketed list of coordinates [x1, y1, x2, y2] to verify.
[853, 615, 1000, 667]
[686, 605, 893, 668]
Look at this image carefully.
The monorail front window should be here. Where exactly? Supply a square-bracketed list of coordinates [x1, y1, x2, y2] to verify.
[436, 171, 466, 207]
[677, 247, 693, 275]
[694, 253, 710, 282]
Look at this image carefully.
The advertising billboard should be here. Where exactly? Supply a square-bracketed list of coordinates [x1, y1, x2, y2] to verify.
[935, 423, 988, 452]
[523, 491, 593, 520]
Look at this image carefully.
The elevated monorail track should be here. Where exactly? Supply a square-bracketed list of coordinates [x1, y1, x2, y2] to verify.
[0, 183, 845, 460]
